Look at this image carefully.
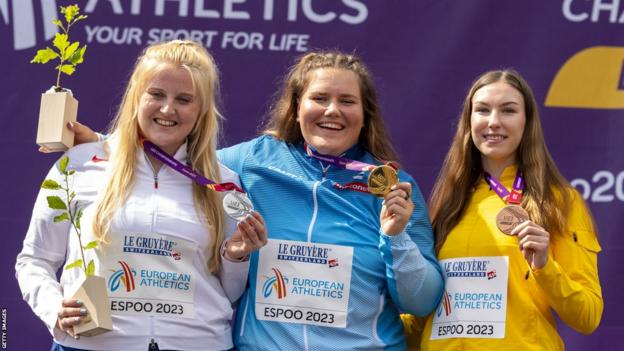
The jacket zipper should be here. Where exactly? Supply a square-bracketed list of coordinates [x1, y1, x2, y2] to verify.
[302, 181, 321, 350]
[301, 161, 329, 350]
[144, 152, 160, 189]
[143, 152, 159, 340]
[320, 162, 330, 180]
[149, 338, 159, 350]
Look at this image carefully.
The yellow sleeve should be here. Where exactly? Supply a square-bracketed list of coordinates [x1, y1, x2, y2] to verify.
[401, 313, 426, 350]
[532, 191, 603, 334]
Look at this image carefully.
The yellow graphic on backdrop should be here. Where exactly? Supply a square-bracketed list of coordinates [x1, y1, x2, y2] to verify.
[546, 46, 624, 109]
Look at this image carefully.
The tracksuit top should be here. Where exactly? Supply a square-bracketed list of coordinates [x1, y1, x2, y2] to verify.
[415, 165, 603, 351]
[218, 135, 444, 351]
[16, 137, 248, 351]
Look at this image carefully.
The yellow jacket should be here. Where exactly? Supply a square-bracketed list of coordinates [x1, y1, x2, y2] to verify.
[411, 166, 602, 351]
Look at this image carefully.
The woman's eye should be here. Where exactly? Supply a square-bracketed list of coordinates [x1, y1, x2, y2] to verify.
[311, 96, 326, 102]
[177, 97, 192, 104]
[148, 91, 164, 99]
[474, 107, 489, 113]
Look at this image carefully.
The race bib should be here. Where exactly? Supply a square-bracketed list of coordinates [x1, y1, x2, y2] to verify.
[431, 256, 509, 339]
[97, 232, 197, 318]
[255, 239, 353, 328]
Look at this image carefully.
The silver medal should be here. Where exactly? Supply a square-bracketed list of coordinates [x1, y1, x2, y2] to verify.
[223, 191, 254, 221]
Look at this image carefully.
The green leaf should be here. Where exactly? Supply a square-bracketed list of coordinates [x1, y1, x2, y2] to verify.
[59, 156, 69, 174]
[52, 19, 63, 28]
[76, 208, 83, 230]
[64, 259, 83, 270]
[68, 169, 76, 175]
[84, 240, 98, 250]
[77, 15, 88, 21]
[86, 260, 95, 276]
[62, 42, 79, 61]
[62, 5, 80, 24]
[41, 179, 61, 190]
[53, 212, 69, 223]
[58, 64, 75, 76]
[30, 48, 58, 64]
[68, 45, 86, 66]
[53, 33, 69, 53]
[46, 196, 67, 210]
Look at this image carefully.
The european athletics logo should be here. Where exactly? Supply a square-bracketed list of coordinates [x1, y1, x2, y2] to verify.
[436, 290, 452, 318]
[108, 261, 137, 293]
[262, 268, 288, 299]
[0, 0, 59, 50]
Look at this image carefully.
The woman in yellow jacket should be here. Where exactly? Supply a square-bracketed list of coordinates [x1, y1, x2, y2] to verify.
[407, 69, 602, 350]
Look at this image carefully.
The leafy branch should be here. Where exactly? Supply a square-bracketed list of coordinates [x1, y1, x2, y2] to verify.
[41, 156, 98, 276]
[30, 5, 87, 91]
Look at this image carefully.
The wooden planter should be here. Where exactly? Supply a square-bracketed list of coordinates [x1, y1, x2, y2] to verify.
[36, 91, 77, 152]
[70, 275, 113, 337]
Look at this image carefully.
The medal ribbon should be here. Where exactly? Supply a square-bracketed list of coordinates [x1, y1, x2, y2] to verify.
[143, 139, 245, 193]
[303, 143, 381, 172]
[303, 144, 398, 194]
[483, 169, 524, 204]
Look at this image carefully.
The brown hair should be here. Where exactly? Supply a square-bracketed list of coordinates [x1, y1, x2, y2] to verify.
[429, 69, 574, 251]
[263, 50, 398, 161]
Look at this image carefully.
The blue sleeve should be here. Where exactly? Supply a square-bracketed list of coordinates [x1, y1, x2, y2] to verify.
[378, 173, 444, 316]
[217, 138, 258, 175]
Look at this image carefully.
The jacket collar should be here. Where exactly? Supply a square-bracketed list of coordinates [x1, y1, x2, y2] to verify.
[299, 141, 365, 163]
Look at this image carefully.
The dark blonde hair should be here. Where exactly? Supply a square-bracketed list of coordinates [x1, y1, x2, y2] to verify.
[94, 40, 226, 272]
[429, 69, 574, 251]
[263, 50, 398, 161]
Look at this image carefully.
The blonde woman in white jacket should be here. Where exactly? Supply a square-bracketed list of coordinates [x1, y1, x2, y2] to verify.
[16, 40, 267, 351]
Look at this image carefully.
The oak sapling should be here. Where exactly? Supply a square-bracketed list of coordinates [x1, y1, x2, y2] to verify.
[31, 4, 87, 91]
[41, 155, 98, 276]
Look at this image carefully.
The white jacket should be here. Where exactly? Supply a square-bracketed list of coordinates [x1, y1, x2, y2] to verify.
[16, 137, 248, 351]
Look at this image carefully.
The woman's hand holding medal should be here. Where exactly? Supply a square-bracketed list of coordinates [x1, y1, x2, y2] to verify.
[484, 170, 549, 269]
[380, 182, 414, 236]
[511, 220, 550, 270]
[224, 211, 268, 261]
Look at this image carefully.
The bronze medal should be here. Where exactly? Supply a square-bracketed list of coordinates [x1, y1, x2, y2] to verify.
[367, 165, 399, 197]
[496, 205, 529, 235]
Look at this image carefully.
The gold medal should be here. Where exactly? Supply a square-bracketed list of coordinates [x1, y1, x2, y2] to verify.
[367, 165, 398, 197]
[496, 205, 529, 235]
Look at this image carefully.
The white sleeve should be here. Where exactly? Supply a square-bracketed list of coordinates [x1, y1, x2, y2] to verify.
[216, 168, 250, 303]
[218, 251, 250, 303]
[15, 160, 70, 336]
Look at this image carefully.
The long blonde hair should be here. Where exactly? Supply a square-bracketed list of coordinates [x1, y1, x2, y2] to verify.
[93, 40, 226, 272]
[263, 51, 398, 161]
[429, 69, 573, 252]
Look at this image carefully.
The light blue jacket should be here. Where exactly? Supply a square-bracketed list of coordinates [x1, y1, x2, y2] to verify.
[219, 136, 443, 351]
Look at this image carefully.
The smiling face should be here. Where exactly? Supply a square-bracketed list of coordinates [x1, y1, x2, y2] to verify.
[297, 68, 364, 156]
[470, 81, 526, 173]
[137, 64, 201, 154]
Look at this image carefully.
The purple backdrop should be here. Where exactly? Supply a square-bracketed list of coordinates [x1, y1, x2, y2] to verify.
[2, 1, 622, 350]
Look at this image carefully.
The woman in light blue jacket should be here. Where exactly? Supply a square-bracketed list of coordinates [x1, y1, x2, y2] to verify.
[219, 51, 443, 350]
